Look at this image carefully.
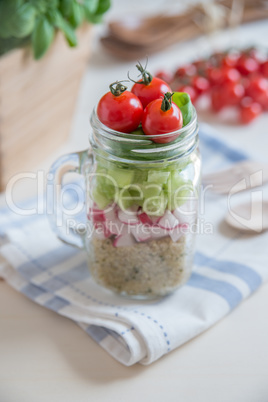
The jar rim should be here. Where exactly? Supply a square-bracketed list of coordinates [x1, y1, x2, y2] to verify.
[89, 106, 199, 162]
[90, 106, 197, 141]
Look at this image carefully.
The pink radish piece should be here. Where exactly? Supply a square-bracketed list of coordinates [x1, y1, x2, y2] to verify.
[88, 207, 106, 223]
[130, 224, 152, 242]
[150, 215, 161, 224]
[169, 228, 182, 242]
[158, 210, 179, 231]
[139, 212, 153, 225]
[113, 233, 136, 247]
[105, 207, 124, 235]
[118, 209, 140, 225]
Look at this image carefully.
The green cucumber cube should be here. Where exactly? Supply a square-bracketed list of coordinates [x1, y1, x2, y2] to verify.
[108, 168, 134, 188]
[143, 182, 162, 199]
[92, 187, 110, 209]
[143, 191, 167, 216]
[147, 170, 170, 184]
[117, 189, 134, 209]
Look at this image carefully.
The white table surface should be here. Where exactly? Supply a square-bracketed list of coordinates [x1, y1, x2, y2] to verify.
[1, 1, 268, 401]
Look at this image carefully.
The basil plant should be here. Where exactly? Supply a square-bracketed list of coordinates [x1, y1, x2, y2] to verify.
[0, 0, 111, 59]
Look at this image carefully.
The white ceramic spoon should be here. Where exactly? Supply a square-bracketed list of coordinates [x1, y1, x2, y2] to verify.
[225, 200, 268, 233]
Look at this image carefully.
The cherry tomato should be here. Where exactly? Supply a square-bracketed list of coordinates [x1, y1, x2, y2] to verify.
[192, 59, 210, 75]
[142, 92, 183, 144]
[236, 54, 259, 76]
[131, 77, 171, 109]
[130, 62, 171, 108]
[260, 60, 268, 78]
[221, 68, 241, 84]
[176, 85, 198, 104]
[206, 67, 223, 86]
[239, 97, 262, 124]
[222, 52, 239, 68]
[97, 82, 143, 133]
[155, 70, 173, 84]
[211, 86, 227, 111]
[207, 67, 240, 86]
[209, 52, 225, 68]
[224, 82, 245, 105]
[175, 64, 197, 79]
[191, 76, 210, 95]
[246, 76, 268, 108]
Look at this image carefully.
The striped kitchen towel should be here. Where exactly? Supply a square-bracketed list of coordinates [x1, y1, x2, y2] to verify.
[0, 124, 267, 366]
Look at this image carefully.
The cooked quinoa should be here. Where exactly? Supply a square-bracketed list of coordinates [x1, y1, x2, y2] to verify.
[87, 235, 193, 297]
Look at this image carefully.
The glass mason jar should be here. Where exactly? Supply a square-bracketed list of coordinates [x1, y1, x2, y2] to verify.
[48, 107, 201, 299]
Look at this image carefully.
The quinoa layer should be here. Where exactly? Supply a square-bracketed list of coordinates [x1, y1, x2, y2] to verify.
[88, 235, 193, 297]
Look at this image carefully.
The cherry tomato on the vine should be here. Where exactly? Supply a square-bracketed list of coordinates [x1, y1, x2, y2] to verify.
[142, 92, 183, 144]
[222, 52, 239, 68]
[211, 86, 226, 111]
[236, 54, 259, 76]
[191, 76, 210, 95]
[260, 61, 268, 78]
[130, 62, 171, 108]
[175, 64, 197, 79]
[207, 67, 240, 86]
[246, 76, 268, 109]
[224, 82, 245, 105]
[240, 97, 262, 124]
[176, 85, 198, 104]
[155, 70, 173, 84]
[97, 81, 143, 133]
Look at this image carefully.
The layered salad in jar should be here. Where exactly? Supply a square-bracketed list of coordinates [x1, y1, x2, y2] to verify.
[86, 63, 200, 298]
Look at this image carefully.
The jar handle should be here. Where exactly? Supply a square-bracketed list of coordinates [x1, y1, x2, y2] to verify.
[47, 149, 93, 249]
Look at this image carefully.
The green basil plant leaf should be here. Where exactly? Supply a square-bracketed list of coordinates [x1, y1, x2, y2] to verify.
[83, 0, 99, 15]
[0, 0, 24, 38]
[69, 1, 84, 28]
[95, 0, 111, 15]
[172, 92, 193, 127]
[55, 11, 77, 47]
[59, 0, 73, 18]
[32, 17, 55, 59]
[84, 0, 110, 22]
[9, 3, 36, 38]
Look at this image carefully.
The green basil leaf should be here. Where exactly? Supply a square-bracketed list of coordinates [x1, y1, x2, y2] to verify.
[83, 0, 99, 14]
[95, 0, 111, 15]
[69, 1, 84, 28]
[0, 0, 24, 38]
[54, 11, 77, 47]
[84, 0, 110, 22]
[30, 0, 48, 15]
[32, 17, 55, 59]
[9, 3, 36, 38]
[172, 92, 193, 127]
[84, 13, 103, 23]
[59, 0, 73, 18]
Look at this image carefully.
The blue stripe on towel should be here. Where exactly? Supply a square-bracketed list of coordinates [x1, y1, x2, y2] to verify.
[195, 252, 262, 292]
[18, 245, 79, 280]
[199, 129, 248, 163]
[187, 272, 243, 309]
[21, 282, 47, 299]
[86, 325, 109, 343]
[41, 262, 89, 292]
[44, 295, 70, 311]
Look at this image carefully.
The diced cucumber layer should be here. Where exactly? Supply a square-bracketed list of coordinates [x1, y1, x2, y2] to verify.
[92, 187, 111, 209]
[147, 170, 170, 184]
[143, 182, 162, 199]
[91, 158, 194, 212]
[108, 168, 135, 188]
